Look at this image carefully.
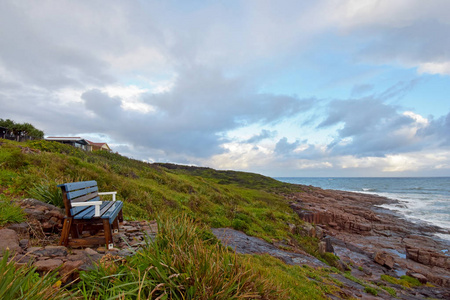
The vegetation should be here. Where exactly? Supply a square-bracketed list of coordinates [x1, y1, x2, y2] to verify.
[0, 252, 72, 299]
[77, 216, 284, 299]
[0, 119, 44, 140]
[0, 138, 349, 298]
[0, 195, 25, 226]
[381, 274, 422, 288]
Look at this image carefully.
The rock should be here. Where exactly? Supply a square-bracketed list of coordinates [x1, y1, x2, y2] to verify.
[315, 226, 324, 239]
[0, 228, 21, 255]
[84, 248, 99, 256]
[34, 258, 63, 273]
[60, 260, 84, 283]
[318, 241, 326, 255]
[324, 236, 334, 253]
[19, 239, 29, 249]
[404, 235, 450, 270]
[43, 246, 68, 257]
[374, 251, 395, 269]
[329, 222, 338, 228]
[7, 222, 29, 235]
[406, 271, 427, 284]
[336, 259, 351, 271]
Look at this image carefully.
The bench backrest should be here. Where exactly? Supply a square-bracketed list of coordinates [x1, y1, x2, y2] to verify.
[58, 180, 100, 217]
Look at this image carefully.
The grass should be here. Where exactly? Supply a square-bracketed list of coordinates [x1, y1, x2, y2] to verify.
[0, 139, 376, 298]
[0, 195, 26, 226]
[0, 252, 72, 299]
[381, 274, 422, 288]
[76, 215, 284, 299]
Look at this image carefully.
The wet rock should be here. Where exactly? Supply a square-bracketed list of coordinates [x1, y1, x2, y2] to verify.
[0, 228, 21, 255]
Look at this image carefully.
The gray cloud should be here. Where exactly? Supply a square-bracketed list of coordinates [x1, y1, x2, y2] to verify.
[245, 129, 277, 143]
[318, 97, 450, 157]
[62, 66, 316, 159]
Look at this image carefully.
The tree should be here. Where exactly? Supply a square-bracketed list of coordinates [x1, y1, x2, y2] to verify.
[0, 118, 44, 140]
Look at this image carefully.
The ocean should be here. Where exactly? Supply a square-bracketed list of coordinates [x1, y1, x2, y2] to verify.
[275, 177, 450, 241]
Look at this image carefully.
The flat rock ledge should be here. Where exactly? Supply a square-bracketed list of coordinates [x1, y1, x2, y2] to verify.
[0, 198, 158, 283]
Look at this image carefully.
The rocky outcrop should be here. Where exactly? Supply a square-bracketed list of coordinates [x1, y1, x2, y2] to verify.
[404, 235, 450, 270]
[288, 186, 450, 293]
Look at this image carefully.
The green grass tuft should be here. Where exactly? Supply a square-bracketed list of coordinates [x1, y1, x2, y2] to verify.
[0, 196, 26, 226]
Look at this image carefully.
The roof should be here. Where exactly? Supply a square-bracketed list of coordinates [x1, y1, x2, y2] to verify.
[45, 137, 89, 144]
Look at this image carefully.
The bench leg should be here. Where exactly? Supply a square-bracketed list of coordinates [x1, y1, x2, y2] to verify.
[112, 217, 119, 233]
[118, 209, 123, 223]
[103, 219, 114, 249]
[59, 217, 72, 246]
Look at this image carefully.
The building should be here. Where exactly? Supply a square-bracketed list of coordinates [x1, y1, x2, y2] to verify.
[44, 137, 112, 152]
[87, 141, 112, 152]
[45, 137, 92, 151]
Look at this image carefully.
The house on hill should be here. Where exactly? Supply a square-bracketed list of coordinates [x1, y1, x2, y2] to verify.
[86, 140, 112, 152]
[44, 137, 112, 152]
[45, 137, 92, 151]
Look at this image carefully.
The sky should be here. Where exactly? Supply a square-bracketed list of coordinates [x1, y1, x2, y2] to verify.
[1, 0, 450, 177]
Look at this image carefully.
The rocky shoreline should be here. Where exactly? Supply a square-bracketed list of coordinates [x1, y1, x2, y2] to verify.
[289, 186, 450, 295]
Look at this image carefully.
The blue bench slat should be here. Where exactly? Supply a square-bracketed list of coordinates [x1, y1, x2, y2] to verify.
[77, 201, 112, 220]
[102, 201, 123, 224]
[58, 180, 97, 192]
[70, 196, 101, 216]
[66, 186, 98, 200]
[73, 201, 123, 222]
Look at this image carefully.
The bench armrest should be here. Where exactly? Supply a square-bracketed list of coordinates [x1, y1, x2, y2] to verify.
[98, 191, 117, 202]
[72, 201, 102, 217]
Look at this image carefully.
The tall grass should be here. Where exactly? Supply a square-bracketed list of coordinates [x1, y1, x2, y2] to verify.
[0, 252, 72, 300]
[77, 215, 284, 299]
[28, 182, 63, 208]
[0, 196, 25, 226]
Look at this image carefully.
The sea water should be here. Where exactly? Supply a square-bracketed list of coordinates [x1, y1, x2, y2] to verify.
[275, 177, 450, 241]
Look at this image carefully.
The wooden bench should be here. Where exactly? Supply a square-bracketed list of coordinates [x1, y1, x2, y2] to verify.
[58, 180, 123, 249]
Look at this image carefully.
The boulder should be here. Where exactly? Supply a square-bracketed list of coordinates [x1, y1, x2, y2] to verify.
[0, 228, 21, 255]
[374, 251, 395, 269]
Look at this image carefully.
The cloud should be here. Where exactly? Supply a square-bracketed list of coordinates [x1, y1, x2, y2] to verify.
[244, 129, 277, 143]
[333, 1, 450, 75]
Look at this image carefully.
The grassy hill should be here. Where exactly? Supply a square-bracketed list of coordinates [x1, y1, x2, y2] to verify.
[0, 139, 345, 299]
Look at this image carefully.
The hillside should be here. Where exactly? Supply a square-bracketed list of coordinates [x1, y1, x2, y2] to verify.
[2, 139, 446, 299]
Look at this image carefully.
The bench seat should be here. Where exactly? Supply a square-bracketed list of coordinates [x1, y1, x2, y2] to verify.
[71, 200, 123, 223]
